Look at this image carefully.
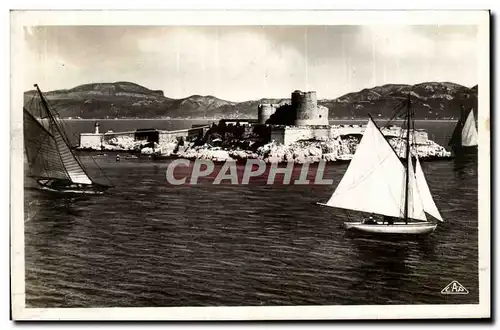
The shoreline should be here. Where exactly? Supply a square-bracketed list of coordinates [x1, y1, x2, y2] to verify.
[75, 149, 454, 163]
[62, 118, 458, 122]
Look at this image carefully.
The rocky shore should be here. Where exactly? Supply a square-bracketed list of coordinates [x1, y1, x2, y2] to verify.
[79, 132, 451, 163]
[173, 136, 451, 163]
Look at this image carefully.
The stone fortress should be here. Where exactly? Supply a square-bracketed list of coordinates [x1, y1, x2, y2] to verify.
[255, 90, 429, 146]
[258, 90, 329, 126]
[78, 89, 450, 161]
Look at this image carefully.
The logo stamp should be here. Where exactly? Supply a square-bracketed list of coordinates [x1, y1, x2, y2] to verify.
[441, 281, 469, 295]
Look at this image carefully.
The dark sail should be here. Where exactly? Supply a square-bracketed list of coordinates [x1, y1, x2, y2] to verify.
[24, 91, 93, 184]
[23, 108, 71, 181]
[449, 107, 478, 148]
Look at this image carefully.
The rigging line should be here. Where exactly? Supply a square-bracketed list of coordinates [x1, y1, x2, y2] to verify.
[49, 105, 113, 184]
[36, 87, 77, 150]
[53, 111, 81, 148]
[368, 114, 405, 167]
[385, 101, 405, 123]
[40, 90, 111, 183]
[88, 155, 113, 185]
[380, 100, 406, 128]
[26, 93, 36, 114]
[26, 133, 52, 172]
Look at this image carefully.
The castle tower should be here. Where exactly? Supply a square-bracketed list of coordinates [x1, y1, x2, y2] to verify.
[291, 90, 328, 125]
[258, 104, 276, 124]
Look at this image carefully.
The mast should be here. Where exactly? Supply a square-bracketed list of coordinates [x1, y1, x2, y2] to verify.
[404, 93, 411, 224]
[34, 83, 73, 152]
[34, 84, 66, 142]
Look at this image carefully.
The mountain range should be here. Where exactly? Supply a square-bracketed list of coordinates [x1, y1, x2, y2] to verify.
[24, 81, 478, 120]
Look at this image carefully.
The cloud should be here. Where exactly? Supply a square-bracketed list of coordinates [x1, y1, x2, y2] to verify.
[22, 25, 478, 100]
[136, 27, 306, 100]
[350, 25, 478, 89]
[356, 25, 477, 60]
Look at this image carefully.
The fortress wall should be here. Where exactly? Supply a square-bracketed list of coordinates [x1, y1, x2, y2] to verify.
[79, 126, 209, 149]
[158, 127, 207, 143]
[79, 133, 103, 149]
[103, 132, 135, 143]
[270, 126, 286, 144]
[258, 104, 276, 124]
[334, 125, 429, 144]
[269, 125, 430, 146]
[283, 126, 337, 145]
[159, 130, 189, 143]
[412, 131, 429, 144]
[270, 126, 338, 146]
[316, 105, 330, 125]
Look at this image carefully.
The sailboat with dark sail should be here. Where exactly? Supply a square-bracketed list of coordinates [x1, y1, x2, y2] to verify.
[24, 84, 112, 194]
[317, 95, 443, 235]
[449, 106, 478, 152]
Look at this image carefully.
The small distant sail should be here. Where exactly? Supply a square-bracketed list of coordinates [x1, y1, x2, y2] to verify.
[415, 157, 443, 222]
[449, 108, 478, 148]
[24, 107, 92, 185]
[461, 109, 478, 147]
[324, 119, 427, 221]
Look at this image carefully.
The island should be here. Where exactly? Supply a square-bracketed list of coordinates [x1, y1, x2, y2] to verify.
[78, 89, 451, 163]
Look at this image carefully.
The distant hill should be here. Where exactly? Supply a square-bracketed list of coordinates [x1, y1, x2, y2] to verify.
[24, 81, 477, 120]
[321, 82, 478, 120]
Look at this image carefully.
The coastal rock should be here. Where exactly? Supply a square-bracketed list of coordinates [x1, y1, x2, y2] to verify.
[388, 138, 451, 158]
[177, 145, 234, 162]
[322, 153, 337, 162]
[104, 136, 147, 151]
[228, 149, 258, 160]
[141, 145, 159, 155]
[155, 140, 178, 156]
[173, 132, 451, 164]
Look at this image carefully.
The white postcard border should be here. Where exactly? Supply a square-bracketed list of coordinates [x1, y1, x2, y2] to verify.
[10, 9, 491, 320]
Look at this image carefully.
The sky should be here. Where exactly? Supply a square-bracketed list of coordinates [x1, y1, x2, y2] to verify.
[23, 25, 478, 101]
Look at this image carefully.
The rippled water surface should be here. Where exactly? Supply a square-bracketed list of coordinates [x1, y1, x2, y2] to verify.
[24, 121, 479, 307]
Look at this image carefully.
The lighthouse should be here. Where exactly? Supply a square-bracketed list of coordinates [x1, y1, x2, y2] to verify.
[94, 122, 100, 134]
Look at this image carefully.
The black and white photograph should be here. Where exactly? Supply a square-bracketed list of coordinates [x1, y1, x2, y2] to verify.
[10, 10, 490, 320]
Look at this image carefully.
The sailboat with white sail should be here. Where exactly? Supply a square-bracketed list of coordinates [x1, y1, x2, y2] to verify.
[449, 106, 478, 151]
[317, 95, 443, 235]
[24, 84, 112, 194]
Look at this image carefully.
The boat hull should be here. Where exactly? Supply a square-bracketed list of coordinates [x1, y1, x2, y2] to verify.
[38, 186, 106, 195]
[36, 179, 110, 195]
[344, 221, 437, 235]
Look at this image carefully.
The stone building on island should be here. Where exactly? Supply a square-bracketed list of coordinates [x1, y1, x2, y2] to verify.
[258, 90, 329, 126]
[221, 89, 430, 146]
[79, 88, 445, 160]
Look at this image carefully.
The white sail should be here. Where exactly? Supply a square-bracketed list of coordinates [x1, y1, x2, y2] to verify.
[51, 121, 93, 184]
[415, 157, 444, 221]
[407, 155, 427, 222]
[325, 119, 427, 221]
[461, 109, 478, 147]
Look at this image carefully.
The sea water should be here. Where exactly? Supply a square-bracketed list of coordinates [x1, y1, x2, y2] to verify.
[24, 120, 479, 307]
